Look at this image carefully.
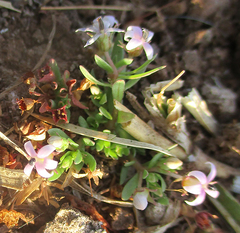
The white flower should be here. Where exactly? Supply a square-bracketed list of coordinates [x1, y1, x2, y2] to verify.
[124, 26, 154, 60]
[182, 162, 219, 206]
[76, 15, 124, 48]
[133, 189, 149, 210]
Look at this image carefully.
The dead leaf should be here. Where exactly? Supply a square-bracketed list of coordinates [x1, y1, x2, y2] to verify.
[0, 1, 21, 13]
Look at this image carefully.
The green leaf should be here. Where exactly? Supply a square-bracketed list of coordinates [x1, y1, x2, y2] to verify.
[112, 79, 125, 102]
[82, 137, 95, 146]
[96, 140, 105, 151]
[148, 153, 164, 169]
[117, 110, 135, 123]
[209, 183, 240, 232]
[99, 106, 113, 120]
[48, 128, 69, 139]
[111, 33, 124, 64]
[74, 161, 84, 172]
[61, 155, 74, 169]
[78, 116, 89, 128]
[115, 58, 133, 69]
[59, 151, 72, 163]
[122, 173, 139, 200]
[120, 166, 129, 185]
[108, 149, 118, 159]
[157, 196, 169, 205]
[99, 93, 107, 105]
[48, 59, 65, 86]
[94, 54, 113, 73]
[79, 66, 111, 87]
[73, 150, 83, 164]
[48, 167, 65, 182]
[125, 78, 141, 90]
[156, 173, 167, 192]
[143, 169, 149, 179]
[146, 173, 158, 183]
[83, 152, 96, 172]
[118, 66, 165, 80]
[124, 161, 136, 167]
[103, 140, 111, 148]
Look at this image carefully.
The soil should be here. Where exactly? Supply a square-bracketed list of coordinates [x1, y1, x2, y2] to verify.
[0, 0, 240, 232]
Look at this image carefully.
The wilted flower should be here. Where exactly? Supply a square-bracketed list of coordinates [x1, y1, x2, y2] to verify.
[133, 189, 149, 210]
[24, 141, 58, 178]
[76, 15, 124, 50]
[50, 105, 68, 123]
[124, 26, 154, 60]
[16, 98, 35, 114]
[182, 162, 219, 206]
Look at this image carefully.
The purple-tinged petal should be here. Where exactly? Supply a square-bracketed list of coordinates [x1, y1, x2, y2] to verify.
[188, 171, 207, 185]
[103, 16, 118, 28]
[126, 26, 143, 39]
[24, 163, 34, 177]
[106, 28, 124, 33]
[44, 158, 58, 170]
[85, 33, 101, 47]
[24, 141, 37, 158]
[144, 30, 154, 42]
[185, 190, 206, 206]
[126, 38, 143, 51]
[206, 162, 217, 183]
[204, 188, 219, 198]
[142, 42, 154, 60]
[37, 145, 56, 158]
[35, 163, 53, 178]
[39, 102, 50, 113]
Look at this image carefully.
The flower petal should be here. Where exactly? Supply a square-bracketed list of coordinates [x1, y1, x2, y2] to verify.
[142, 42, 154, 60]
[37, 145, 56, 158]
[44, 158, 58, 170]
[35, 162, 53, 178]
[185, 190, 206, 206]
[187, 171, 207, 185]
[102, 15, 118, 28]
[206, 162, 217, 183]
[144, 29, 154, 42]
[133, 192, 148, 210]
[126, 38, 142, 51]
[85, 33, 101, 47]
[24, 141, 37, 158]
[205, 188, 219, 198]
[126, 26, 143, 40]
[24, 163, 34, 177]
[183, 183, 203, 195]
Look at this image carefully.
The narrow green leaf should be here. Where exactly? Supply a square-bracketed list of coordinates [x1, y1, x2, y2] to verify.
[122, 173, 139, 200]
[112, 79, 125, 102]
[119, 66, 165, 80]
[148, 153, 164, 169]
[94, 54, 113, 73]
[79, 65, 111, 87]
[83, 152, 96, 172]
[99, 106, 113, 120]
[48, 59, 64, 86]
[125, 79, 141, 90]
[115, 58, 133, 69]
[124, 161, 136, 167]
[117, 110, 135, 123]
[156, 173, 167, 192]
[111, 33, 124, 64]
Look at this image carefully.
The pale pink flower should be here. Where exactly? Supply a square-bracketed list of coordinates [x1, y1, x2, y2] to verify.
[24, 141, 58, 178]
[182, 162, 219, 206]
[124, 26, 154, 60]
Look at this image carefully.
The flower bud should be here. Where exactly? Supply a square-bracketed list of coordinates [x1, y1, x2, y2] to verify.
[133, 189, 149, 210]
[47, 136, 69, 152]
[165, 157, 183, 169]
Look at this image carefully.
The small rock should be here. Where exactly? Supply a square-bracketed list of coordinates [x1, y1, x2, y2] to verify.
[43, 203, 107, 233]
[144, 203, 167, 225]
